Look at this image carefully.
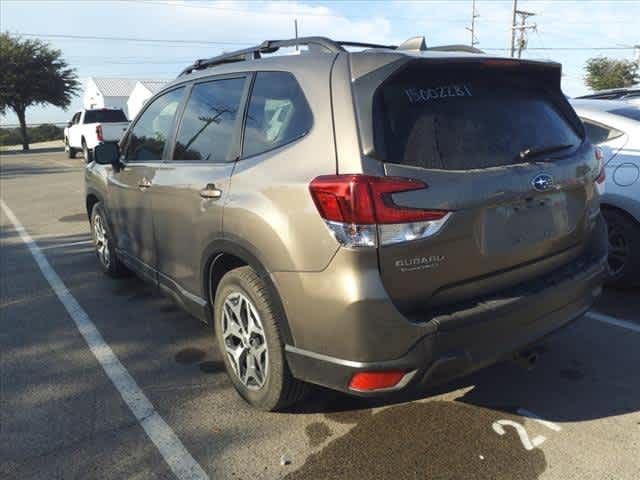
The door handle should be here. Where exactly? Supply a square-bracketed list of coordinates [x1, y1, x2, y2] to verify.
[138, 177, 152, 189]
[200, 184, 222, 199]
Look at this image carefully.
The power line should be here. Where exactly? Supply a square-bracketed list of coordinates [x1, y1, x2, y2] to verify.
[17, 32, 252, 46]
[15, 32, 636, 52]
[119, 0, 640, 25]
[118, 0, 471, 23]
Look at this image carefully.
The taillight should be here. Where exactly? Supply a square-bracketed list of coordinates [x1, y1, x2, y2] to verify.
[96, 124, 104, 142]
[595, 147, 605, 184]
[309, 175, 451, 248]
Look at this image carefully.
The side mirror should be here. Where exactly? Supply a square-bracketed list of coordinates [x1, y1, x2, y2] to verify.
[93, 142, 120, 166]
[67, 121, 72, 128]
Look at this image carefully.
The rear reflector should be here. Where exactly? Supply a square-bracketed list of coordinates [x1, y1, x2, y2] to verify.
[349, 371, 408, 391]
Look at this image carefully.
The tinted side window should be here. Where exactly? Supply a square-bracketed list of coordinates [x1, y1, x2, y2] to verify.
[125, 88, 184, 161]
[582, 119, 623, 145]
[72, 113, 80, 124]
[173, 78, 245, 162]
[242, 72, 312, 158]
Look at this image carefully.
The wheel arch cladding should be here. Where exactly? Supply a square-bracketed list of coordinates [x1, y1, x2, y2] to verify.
[202, 239, 294, 345]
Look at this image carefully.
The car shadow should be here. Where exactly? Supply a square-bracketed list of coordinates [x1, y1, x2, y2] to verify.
[0, 146, 65, 156]
[289, 315, 640, 426]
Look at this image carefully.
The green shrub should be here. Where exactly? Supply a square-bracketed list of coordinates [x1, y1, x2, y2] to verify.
[0, 124, 63, 146]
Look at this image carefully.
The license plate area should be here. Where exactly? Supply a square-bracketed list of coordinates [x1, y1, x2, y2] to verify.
[482, 192, 571, 255]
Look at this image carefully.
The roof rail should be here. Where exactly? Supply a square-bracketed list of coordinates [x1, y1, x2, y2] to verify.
[178, 36, 398, 76]
[177, 36, 484, 77]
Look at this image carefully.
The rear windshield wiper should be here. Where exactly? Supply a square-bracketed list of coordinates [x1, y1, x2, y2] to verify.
[518, 143, 575, 162]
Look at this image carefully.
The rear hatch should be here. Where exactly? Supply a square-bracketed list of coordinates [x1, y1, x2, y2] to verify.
[360, 58, 600, 315]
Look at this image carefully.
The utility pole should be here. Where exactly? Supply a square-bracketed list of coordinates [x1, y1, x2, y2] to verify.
[466, 0, 479, 48]
[294, 19, 299, 51]
[509, 0, 518, 57]
[513, 9, 536, 58]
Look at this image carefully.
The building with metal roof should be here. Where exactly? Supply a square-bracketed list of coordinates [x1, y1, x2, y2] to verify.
[83, 77, 167, 119]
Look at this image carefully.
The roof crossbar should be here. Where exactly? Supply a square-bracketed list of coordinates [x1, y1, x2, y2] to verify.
[178, 36, 398, 76]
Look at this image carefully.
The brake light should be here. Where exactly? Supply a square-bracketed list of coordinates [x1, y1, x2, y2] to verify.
[482, 59, 521, 67]
[309, 175, 451, 247]
[96, 124, 104, 142]
[349, 371, 409, 391]
[595, 147, 605, 184]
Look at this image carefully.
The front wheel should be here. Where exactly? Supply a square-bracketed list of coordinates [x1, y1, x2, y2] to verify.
[603, 208, 640, 288]
[214, 266, 308, 411]
[90, 203, 127, 277]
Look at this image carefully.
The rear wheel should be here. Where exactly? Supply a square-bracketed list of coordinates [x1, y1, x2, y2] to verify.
[65, 138, 77, 158]
[603, 208, 640, 288]
[82, 139, 92, 163]
[90, 203, 127, 277]
[214, 266, 308, 411]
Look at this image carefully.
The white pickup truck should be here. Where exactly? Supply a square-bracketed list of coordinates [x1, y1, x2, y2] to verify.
[64, 108, 129, 160]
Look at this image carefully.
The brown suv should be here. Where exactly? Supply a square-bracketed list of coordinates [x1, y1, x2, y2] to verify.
[87, 36, 607, 410]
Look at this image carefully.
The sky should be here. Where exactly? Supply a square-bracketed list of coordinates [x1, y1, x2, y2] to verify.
[1, 0, 639, 125]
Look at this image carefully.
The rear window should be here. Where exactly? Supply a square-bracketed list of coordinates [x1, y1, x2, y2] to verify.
[610, 107, 640, 121]
[84, 109, 128, 123]
[373, 65, 582, 170]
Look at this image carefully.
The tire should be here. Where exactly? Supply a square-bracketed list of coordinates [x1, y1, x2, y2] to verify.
[66, 139, 77, 159]
[603, 208, 640, 288]
[82, 139, 92, 163]
[214, 266, 308, 411]
[90, 203, 127, 277]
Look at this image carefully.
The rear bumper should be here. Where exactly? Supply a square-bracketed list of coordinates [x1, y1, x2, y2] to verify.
[283, 217, 608, 395]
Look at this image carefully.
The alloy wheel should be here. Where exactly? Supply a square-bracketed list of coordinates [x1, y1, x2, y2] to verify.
[607, 223, 629, 278]
[93, 214, 111, 269]
[222, 292, 269, 390]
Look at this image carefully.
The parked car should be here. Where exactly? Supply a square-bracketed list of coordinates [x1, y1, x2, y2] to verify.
[571, 99, 640, 286]
[86, 36, 607, 411]
[575, 87, 640, 107]
[64, 108, 129, 161]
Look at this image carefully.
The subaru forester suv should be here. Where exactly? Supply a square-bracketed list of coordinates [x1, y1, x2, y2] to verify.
[87, 36, 607, 411]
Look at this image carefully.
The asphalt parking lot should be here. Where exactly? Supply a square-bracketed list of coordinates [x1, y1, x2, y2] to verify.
[1, 150, 639, 480]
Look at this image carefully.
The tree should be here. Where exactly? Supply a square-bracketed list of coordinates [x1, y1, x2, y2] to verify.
[584, 56, 639, 92]
[0, 33, 79, 150]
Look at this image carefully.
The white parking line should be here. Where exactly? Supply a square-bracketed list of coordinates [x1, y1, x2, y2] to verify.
[586, 311, 640, 334]
[39, 239, 94, 251]
[0, 199, 209, 480]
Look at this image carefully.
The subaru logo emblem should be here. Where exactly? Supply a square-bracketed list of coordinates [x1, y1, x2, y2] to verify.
[532, 173, 553, 192]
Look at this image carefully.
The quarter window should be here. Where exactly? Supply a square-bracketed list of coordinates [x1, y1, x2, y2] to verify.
[242, 72, 312, 158]
[125, 87, 184, 161]
[173, 78, 246, 162]
[581, 119, 623, 145]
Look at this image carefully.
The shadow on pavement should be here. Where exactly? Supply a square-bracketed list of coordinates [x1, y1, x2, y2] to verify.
[0, 147, 64, 156]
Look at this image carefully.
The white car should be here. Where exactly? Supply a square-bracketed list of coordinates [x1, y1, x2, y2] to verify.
[571, 99, 640, 286]
[64, 108, 129, 161]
